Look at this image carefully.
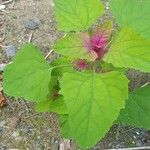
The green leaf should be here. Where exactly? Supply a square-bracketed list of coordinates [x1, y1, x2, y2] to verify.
[54, 33, 97, 61]
[104, 27, 150, 73]
[3, 43, 52, 102]
[60, 115, 72, 139]
[35, 96, 68, 114]
[54, 0, 104, 32]
[99, 61, 127, 73]
[110, 0, 150, 39]
[51, 57, 74, 76]
[118, 85, 150, 130]
[60, 71, 128, 148]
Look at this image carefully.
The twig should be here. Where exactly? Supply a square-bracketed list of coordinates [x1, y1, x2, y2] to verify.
[0, 0, 13, 5]
[0, 125, 10, 129]
[10, 0, 15, 8]
[0, 44, 7, 48]
[45, 49, 53, 59]
[141, 82, 149, 87]
[0, 9, 9, 13]
[28, 33, 33, 42]
[0, 37, 5, 43]
[123, 126, 135, 134]
[105, 146, 150, 150]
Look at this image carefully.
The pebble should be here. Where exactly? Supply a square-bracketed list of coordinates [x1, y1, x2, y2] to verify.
[23, 127, 31, 134]
[0, 120, 6, 126]
[46, 128, 52, 133]
[51, 2, 54, 7]
[0, 64, 7, 72]
[0, 5, 6, 10]
[12, 131, 19, 137]
[35, 139, 45, 150]
[136, 140, 142, 147]
[105, 2, 109, 10]
[54, 140, 58, 144]
[6, 45, 17, 58]
[0, 126, 3, 133]
[51, 137, 55, 143]
[24, 19, 41, 30]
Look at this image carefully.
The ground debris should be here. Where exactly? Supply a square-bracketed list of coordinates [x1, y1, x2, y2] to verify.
[0, 91, 7, 107]
[0, 73, 7, 107]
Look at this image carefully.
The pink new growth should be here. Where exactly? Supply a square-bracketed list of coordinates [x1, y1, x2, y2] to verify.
[82, 23, 112, 60]
[91, 33, 108, 59]
[76, 60, 88, 70]
[83, 33, 109, 59]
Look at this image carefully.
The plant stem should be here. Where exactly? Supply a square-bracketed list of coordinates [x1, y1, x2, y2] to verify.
[53, 64, 73, 69]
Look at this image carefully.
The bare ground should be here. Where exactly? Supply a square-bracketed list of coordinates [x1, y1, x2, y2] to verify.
[0, 0, 150, 149]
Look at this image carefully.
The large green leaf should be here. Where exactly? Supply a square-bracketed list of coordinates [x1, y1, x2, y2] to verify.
[54, 33, 97, 61]
[35, 96, 68, 114]
[60, 71, 128, 148]
[3, 44, 52, 102]
[104, 27, 150, 73]
[60, 115, 72, 139]
[118, 85, 150, 130]
[54, 0, 104, 32]
[110, 0, 150, 39]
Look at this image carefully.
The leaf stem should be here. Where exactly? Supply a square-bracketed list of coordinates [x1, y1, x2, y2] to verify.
[53, 64, 73, 69]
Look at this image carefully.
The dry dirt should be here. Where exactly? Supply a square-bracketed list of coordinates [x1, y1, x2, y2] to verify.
[0, 0, 150, 150]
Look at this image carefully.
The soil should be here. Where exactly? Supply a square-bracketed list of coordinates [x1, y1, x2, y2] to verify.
[0, 0, 150, 150]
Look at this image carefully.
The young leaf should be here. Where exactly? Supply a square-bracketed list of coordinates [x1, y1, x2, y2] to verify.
[3, 44, 52, 102]
[54, 21, 113, 62]
[60, 71, 128, 148]
[35, 96, 68, 114]
[118, 85, 150, 130]
[54, 33, 97, 61]
[110, 0, 150, 39]
[60, 115, 72, 139]
[104, 27, 150, 73]
[54, 0, 104, 32]
[83, 21, 113, 59]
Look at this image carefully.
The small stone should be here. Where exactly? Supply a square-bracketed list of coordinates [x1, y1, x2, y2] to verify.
[51, 2, 54, 6]
[47, 128, 52, 132]
[23, 127, 31, 134]
[0, 5, 6, 10]
[51, 137, 55, 143]
[0, 64, 7, 72]
[34, 18, 41, 25]
[0, 120, 6, 126]
[0, 126, 3, 133]
[136, 140, 142, 147]
[108, 143, 112, 147]
[12, 131, 19, 138]
[6, 45, 17, 58]
[105, 2, 109, 10]
[55, 140, 58, 144]
[24, 19, 41, 30]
